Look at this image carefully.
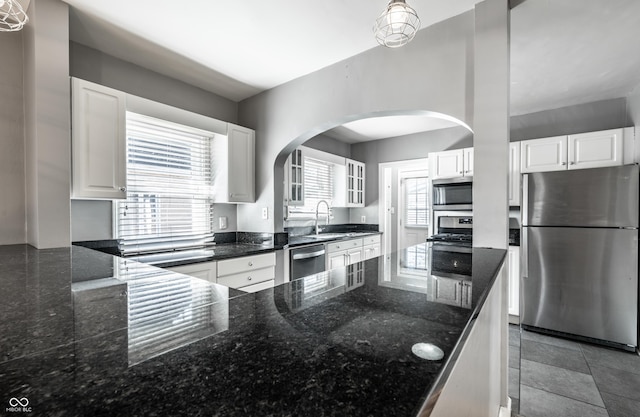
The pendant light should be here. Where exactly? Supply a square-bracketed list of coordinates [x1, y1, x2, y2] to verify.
[0, 0, 28, 32]
[373, 0, 421, 48]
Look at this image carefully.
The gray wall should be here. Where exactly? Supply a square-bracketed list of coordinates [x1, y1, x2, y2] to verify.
[510, 97, 632, 140]
[0, 31, 26, 245]
[69, 42, 241, 241]
[303, 134, 351, 158]
[349, 126, 473, 224]
[70, 42, 237, 123]
[238, 11, 476, 233]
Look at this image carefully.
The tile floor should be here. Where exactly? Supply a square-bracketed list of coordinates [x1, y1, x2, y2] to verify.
[509, 325, 640, 417]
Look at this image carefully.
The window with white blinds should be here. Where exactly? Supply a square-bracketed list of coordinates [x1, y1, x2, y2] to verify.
[404, 176, 429, 227]
[117, 113, 214, 255]
[302, 156, 334, 209]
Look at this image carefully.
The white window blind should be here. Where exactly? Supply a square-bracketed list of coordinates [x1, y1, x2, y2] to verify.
[405, 176, 429, 227]
[118, 113, 214, 255]
[302, 156, 334, 209]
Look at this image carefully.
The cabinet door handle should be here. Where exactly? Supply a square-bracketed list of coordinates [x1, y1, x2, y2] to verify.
[247, 276, 252, 281]
[569, 161, 575, 165]
[561, 162, 567, 166]
[119, 187, 127, 192]
[248, 262, 253, 267]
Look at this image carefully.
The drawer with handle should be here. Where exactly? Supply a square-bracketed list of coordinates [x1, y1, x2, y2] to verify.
[217, 266, 275, 289]
[217, 252, 276, 277]
[362, 234, 381, 246]
[326, 238, 363, 253]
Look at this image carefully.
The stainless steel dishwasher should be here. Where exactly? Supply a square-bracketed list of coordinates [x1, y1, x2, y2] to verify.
[290, 244, 326, 280]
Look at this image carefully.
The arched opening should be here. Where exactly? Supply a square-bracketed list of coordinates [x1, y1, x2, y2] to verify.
[272, 110, 474, 234]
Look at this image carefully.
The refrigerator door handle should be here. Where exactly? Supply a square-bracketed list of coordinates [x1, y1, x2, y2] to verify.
[521, 227, 528, 280]
[522, 174, 529, 227]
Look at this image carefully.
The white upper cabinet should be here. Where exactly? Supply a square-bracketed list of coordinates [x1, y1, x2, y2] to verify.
[284, 148, 304, 206]
[227, 124, 255, 203]
[71, 78, 127, 199]
[346, 158, 365, 207]
[568, 128, 623, 170]
[429, 147, 473, 179]
[212, 123, 256, 203]
[508, 142, 521, 206]
[520, 128, 626, 174]
[463, 148, 474, 176]
[520, 135, 567, 173]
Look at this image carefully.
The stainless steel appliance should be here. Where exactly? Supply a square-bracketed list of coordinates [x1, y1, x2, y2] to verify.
[432, 177, 472, 211]
[290, 244, 326, 280]
[521, 164, 639, 350]
[427, 215, 473, 246]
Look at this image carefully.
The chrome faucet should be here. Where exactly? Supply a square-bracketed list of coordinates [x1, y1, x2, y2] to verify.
[315, 200, 331, 235]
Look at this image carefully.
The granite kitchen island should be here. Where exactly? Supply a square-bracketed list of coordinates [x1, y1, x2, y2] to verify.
[0, 243, 507, 417]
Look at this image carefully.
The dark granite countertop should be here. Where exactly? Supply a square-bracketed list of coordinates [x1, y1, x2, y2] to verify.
[124, 242, 279, 268]
[0, 243, 506, 416]
[286, 231, 382, 247]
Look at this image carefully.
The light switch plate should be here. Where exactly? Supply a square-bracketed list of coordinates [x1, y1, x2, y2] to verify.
[361, 215, 366, 223]
[218, 216, 228, 230]
[262, 207, 268, 220]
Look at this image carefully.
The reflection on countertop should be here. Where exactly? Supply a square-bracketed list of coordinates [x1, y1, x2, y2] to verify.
[0, 242, 505, 417]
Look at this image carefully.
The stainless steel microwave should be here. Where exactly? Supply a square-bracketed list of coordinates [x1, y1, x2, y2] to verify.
[432, 177, 473, 211]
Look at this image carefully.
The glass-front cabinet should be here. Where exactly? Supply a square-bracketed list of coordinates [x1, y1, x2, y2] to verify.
[346, 158, 365, 207]
[286, 148, 304, 206]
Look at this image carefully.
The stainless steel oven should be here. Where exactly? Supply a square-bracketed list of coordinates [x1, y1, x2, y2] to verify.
[432, 177, 472, 211]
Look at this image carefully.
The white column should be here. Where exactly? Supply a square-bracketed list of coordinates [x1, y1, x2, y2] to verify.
[24, 0, 71, 248]
[473, 0, 510, 250]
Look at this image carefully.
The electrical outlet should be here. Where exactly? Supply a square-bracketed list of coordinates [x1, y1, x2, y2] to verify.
[218, 216, 228, 230]
[262, 207, 268, 220]
[361, 215, 366, 223]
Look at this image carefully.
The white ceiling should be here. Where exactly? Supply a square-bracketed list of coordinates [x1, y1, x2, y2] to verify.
[63, 0, 640, 141]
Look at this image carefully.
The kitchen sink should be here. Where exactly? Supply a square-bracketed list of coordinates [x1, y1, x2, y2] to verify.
[304, 233, 351, 239]
[303, 232, 366, 240]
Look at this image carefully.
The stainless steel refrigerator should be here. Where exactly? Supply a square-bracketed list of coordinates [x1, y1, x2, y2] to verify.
[521, 164, 639, 351]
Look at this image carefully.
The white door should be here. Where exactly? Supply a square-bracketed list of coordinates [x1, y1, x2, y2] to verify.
[398, 169, 430, 250]
[520, 135, 568, 173]
[568, 128, 623, 170]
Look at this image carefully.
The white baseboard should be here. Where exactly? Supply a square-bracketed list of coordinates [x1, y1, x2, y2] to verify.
[498, 397, 512, 417]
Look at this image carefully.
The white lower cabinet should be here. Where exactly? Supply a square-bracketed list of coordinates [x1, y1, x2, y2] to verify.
[432, 277, 472, 309]
[217, 252, 276, 292]
[326, 238, 367, 270]
[166, 261, 217, 283]
[166, 253, 276, 293]
[327, 250, 348, 270]
[508, 246, 520, 321]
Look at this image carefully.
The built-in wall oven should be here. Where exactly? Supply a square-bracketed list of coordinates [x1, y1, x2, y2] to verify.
[432, 177, 473, 211]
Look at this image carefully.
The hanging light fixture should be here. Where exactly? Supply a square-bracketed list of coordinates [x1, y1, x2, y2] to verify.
[373, 0, 421, 48]
[0, 0, 28, 32]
